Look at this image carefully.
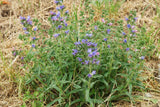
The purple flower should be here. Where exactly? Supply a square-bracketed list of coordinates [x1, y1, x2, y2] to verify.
[52, 16, 58, 21]
[20, 16, 26, 20]
[104, 38, 107, 41]
[25, 31, 29, 35]
[140, 56, 145, 60]
[58, 25, 62, 29]
[56, 7, 60, 10]
[88, 54, 92, 58]
[94, 26, 98, 30]
[32, 44, 35, 48]
[53, 34, 60, 37]
[108, 23, 112, 26]
[87, 42, 92, 46]
[60, 5, 65, 10]
[33, 26, 38, 31]
[123, 39, 127, 43]
[13, 52, 16, 56]
[85, 60, 89, 64]
[96, 61, 100, 65]
[21, 57, 24, 60]
[91, 43, 97, 47]
[77, 57, 83, 62]
[50, 11, 56, 15]
[122, 32, 126, 35]
[131, 26, 135, 29]
[32, 37, 36, 40]
[127, 24, 131, 28]
[87, 48, 92, 53]
[64, 23, 68, 27]
[132, 30, 137, 33]
[72, 49, 78, 54]
[74, 42, 81, 45]
[23, 27, 27, 30]
[107, 29, 110, 34]
[92, 71, 96, 75]
[86, 33, 92, 37]
[88, 74, 92, 78]
[125, 17, 129, 21]
[65, 30, 69, 34]
[65, 10, 69, 14]
[56, 11, 61, 18]
[107, 45, 110, 48]
[102, 18, 105, 23]
[54, 1, 59, 4]
[82, 39, 87, 43]
[134, 17, 138, 21]
[28, 21, 32, 25]
[126, 48, 129, 51]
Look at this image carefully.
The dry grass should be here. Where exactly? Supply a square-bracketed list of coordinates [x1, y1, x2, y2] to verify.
[0, 0, 160, 106]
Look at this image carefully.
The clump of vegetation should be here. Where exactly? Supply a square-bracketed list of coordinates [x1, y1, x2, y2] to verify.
[16, 0, 155, 106]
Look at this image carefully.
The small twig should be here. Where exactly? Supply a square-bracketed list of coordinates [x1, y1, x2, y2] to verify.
[9, 55, 19, 68]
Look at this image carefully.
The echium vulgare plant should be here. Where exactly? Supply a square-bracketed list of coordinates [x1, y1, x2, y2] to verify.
[17, 0, 154, 106]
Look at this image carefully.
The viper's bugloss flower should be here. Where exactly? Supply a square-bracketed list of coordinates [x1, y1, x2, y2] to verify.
[52, 16, 58, 21]
[56, 11, 61, 18]
[140, 56, 145, 60]
[107, 45, 110, 48]
[86, 33, 92, 37]
[94, 26, 98, 30]
[134, 17, 138, 21]
[25, 31, 29, 34]
[58, 25, 62, 29]
[32, 44, 35, 48]
[54, 1, 59, 4]
[88, 54, 93, 58]
[33, 26, 38, 31]
[65, 30, 69, 34]
[28, 21, 32, 25]
[53, 33, 60, 37]
[87, 48, 92, 53]
[32, 37, 36, 40]
[65, 10, 69, 14]
[125, 17, 129, 21]
[77, 57, 82, 62]
[64, 23, 68, 27]
[127, 24, 131, 28]
[108, 23, 112, 26]
[123, 39, 127, 43]
[72, 49, 78, 55]
[50, 11, 56, 15]
[88, 74, 92, 78]
[104, 38, 107, 41]
[107, 29, 110, 34]
[92, 43, 97, 47]
[96, 61, 100, 65]
[60, 5, 65, 10]
[23, 27, 27, 30]
[92, 71, 96, 75]
[20, 16, 26, 20]
[21, 57, 24, 60]
[85, 60, 89, 65]
[126, 48, 129, 51]
[56, 7, 60, 10]
[122, 32, 126, 35]
[132, 30, 137, 33]
[74, 42, 81, 45]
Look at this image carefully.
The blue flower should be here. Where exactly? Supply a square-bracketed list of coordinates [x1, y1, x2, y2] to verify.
[20, 16, 26, 20]
[74, 42, 81, 45]
[58, 25, 62, 29]
[86, 33, 92, 37]
[107, 45, 110, 48]
[123, 39, 127, 43]
[126, 48, 129, 51]
[25, 31, 29, 35]
[88, 54, 92, 58]
[122, 32, 126, 35]
[21, 57, 24, 60]
[32, 44, 35, 48]
[127, 24, 131, 28]
[54, 1, 59, 4]
[64, 23, 68, 27]
[88, 74, 92, 78]
[77, 57, 83, 62]
[87, 48, 92, 53]
[60, 5, 65, 10]
[125, 17, 129, 21]
[104, 38, 107, 41]
[140, 56, 145, 60]
[50, 11, 56, 15]
[53, 34, 60, 37]
[107, 29, 110, 34]
[65, 10, 69, 14]
[33, 26, 38, 31]
[134, 17, 138, 21]
[32, 37, 36, 40]
[82, 39, 87, 43]
[96, 61, 100, 65]
[56, 7, 60, 10]
[65, 30, 69, 34]
[23, 27, 27, 30]
[85, 60, 89, 64]
[92, 71, 96, 75]
[94, 26, 98, 30]
[56, 11, 61, 17]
